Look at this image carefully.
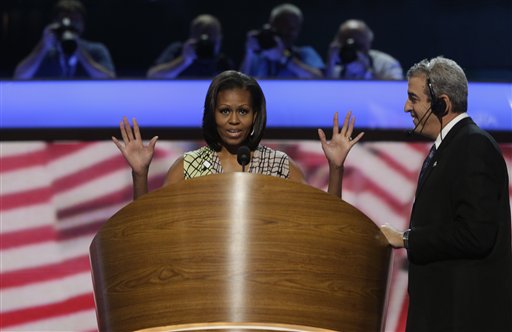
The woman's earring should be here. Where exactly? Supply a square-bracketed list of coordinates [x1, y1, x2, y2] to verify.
[250, 127, 255, 136]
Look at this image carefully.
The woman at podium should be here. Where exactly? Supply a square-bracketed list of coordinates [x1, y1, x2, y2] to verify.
[112, 70, 362, 199]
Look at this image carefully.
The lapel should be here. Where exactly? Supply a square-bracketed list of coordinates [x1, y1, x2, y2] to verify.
[415, 117, 475, 197]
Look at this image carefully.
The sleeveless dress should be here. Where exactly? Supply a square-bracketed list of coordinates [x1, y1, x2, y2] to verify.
[183, 145, 290, 179]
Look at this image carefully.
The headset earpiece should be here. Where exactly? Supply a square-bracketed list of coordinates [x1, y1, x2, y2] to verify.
[427, 78, 447, 117]
[433, 98, 447, 117]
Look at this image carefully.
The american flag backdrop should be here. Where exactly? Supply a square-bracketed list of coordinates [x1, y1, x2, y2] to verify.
[1, 140, 511, 331]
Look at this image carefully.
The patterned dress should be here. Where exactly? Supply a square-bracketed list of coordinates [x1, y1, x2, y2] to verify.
[183, 145, 290, 179]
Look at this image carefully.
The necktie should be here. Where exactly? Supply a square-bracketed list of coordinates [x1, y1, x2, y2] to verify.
[418, 144, 436, 185]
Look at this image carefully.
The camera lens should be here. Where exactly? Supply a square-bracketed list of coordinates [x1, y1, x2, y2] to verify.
[339, 38, 359, 65]
[256, 24, 277, 51]
[54, 17, 78, 55]
[195, 34, 215, 59]
[60, 31, 78, 55]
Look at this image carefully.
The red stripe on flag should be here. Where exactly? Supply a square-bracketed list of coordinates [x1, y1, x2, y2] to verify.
[1, 255, 91, 289]
[408, 142, 431, 154]
[396, 293, 409, 332]
[57, 186, 133, 220]
[1, 225, 56, 250]
[1, 187, 54, 211]
[52, 155, 129, 192]
[343, 167, 415, 215]
[58, 219, 105, 241]
[0, 293, 95, 328]
[1, 217, 106, 250]
[56, 175, 164, 220]
[0, 150, 48, 173]
[369, 148, 419, 178]
[49, 142, 99, 160]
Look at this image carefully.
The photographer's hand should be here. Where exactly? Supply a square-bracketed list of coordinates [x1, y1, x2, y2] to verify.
[326, 40, 341, 78]
[344, 51, 373, 79]
[263, 36, 323, 78]
[261, 36, 286, 61]
[240, 30, 260, 74]
[13, 23, 59, 79]
[75, 41, 115, 78]
[245, 30, 260, 54]
[42, 23, 60, 51]
[181, 38, 198, 64]
[147, 39, 197, 79]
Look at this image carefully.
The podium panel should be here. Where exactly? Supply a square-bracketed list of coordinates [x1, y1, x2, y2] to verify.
[90, 173, 392, 332]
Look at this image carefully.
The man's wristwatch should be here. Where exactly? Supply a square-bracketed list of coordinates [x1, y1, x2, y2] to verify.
[403, 229, 410, 249]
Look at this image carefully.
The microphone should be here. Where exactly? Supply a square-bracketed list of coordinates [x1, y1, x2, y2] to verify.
[237, 146, 251, 172]
[407, 107, 433, 136]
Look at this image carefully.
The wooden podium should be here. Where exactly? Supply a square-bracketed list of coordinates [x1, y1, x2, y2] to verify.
[89, 173, 392, 332]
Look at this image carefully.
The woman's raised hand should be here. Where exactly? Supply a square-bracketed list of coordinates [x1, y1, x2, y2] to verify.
[318, 111, 364, 168]
[112, 117, 158, 176]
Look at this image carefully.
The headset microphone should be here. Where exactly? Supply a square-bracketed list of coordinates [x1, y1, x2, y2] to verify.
[407, 107, 433, 136]
[408, 77, 447, 136]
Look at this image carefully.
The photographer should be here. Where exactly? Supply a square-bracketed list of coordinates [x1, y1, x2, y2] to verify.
[240, 3, 323, 79]
[326, 19, 403, 80]
[14, 0, 115, 79]
[147, 14, 234, 79]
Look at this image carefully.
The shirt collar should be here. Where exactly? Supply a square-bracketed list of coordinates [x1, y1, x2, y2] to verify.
[434, 112, 469, 148]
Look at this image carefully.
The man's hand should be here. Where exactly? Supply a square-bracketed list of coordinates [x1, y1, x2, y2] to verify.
[380, 224, 405, 248]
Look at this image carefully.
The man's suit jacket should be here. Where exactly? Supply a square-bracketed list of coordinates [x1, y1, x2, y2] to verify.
[406, 117, 512, 332]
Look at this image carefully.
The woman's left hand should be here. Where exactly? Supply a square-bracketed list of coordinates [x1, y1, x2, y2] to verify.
[318, 111, 364, 168]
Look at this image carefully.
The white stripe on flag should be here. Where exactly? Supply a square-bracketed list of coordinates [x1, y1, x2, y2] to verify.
[49, 142, 119, 178]
[346, 145, 417, 205]
[1, 166, 52, 195]
[1, 204, 57, 233]
[0, 142, 46, 157]
[2, 235, 94, 272]
[346, 191, 410, 229]
[371, 142, 427, 173]
[2, 272, 93, 312]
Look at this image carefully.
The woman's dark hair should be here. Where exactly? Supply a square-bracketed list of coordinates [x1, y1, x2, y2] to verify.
[202, 70, 267, 151]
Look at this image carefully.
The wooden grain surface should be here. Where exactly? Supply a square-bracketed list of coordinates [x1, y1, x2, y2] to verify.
[90, 173, 391, 332]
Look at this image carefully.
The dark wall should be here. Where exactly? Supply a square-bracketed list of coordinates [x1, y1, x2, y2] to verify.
[2, 0, 511, 80]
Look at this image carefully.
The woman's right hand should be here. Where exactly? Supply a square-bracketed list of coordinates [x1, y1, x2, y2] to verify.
[112, 117, 158, 176]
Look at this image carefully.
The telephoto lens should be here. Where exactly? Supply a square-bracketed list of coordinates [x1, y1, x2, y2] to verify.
[255, 24, 277, 51]
[195, 34, 215, 59]
[339, 38, 358, 65]
[53, 17, 79, 55]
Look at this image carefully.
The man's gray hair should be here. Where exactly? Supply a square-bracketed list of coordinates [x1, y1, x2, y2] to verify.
[407, 56, 468, 113]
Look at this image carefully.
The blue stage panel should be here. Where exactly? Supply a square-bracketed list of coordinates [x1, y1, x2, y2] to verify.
[1, 80, 510, 131]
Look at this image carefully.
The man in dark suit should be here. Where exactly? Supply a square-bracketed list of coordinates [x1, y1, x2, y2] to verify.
[381, 56, 512, 332]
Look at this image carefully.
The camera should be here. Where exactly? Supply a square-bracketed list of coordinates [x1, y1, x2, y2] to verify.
[255, 24, 277, 51]
[339, 38, 359, 65]
[53, 17, 79, 55]
[195, 34, 216, 60]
